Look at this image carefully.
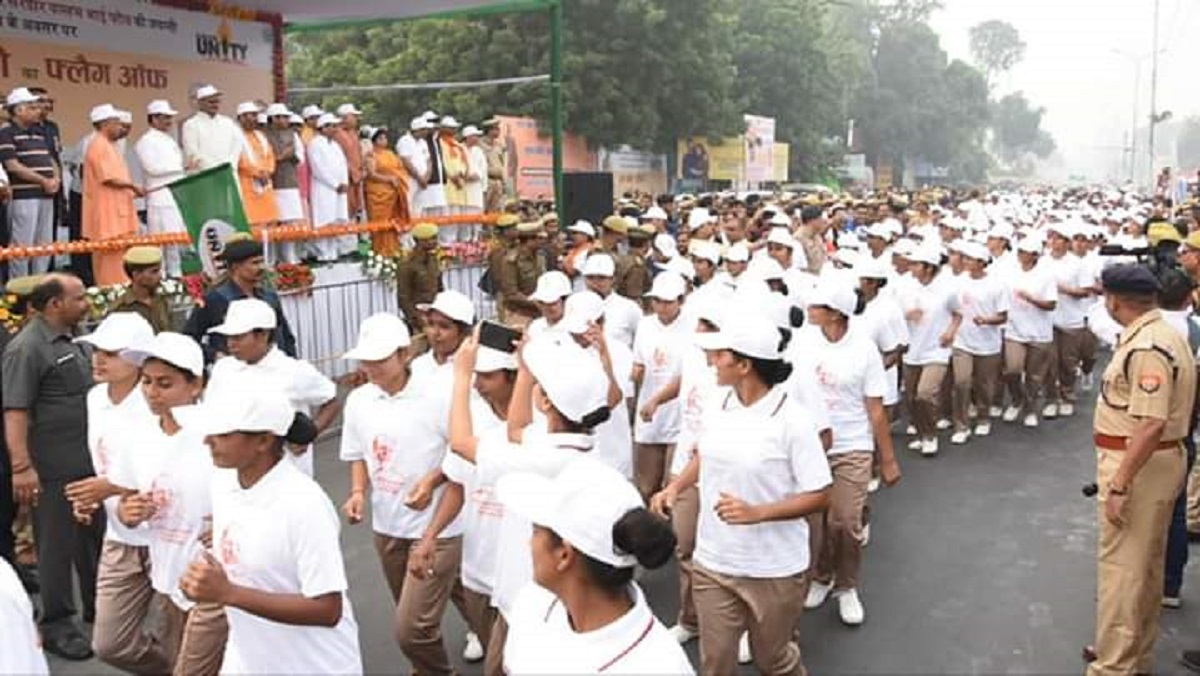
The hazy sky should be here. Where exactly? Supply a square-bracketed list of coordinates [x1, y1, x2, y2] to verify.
[929, 0, 1198, 178]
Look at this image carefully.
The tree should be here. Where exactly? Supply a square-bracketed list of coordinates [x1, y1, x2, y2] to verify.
[968, 20, 1025, 89]
[991, 92, 1054, 164]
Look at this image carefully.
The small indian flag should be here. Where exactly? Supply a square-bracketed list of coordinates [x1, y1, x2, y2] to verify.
[167, 164, 251, 277]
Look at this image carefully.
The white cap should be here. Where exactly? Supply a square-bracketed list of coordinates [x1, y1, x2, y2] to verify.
[417, 290, 476, 325]
[529, 271, 572, 304]
[1046, 221, 1076, 239]
[582, 254, 616, 278]
[89, 104, 119, 123]
[855, 257, 891, 280]
[317, 113, 339, 128]
[987, 222, 1014, 241]
[864, 223, 892, 240]
[941, 218, 967, 232]
[255, 112, 267, 126]
[187, 378, 294, 436]
[116, 109, 133, 124]
[265, 103, 290, 117]
[566, 220, 596, 238]
[836, 233, 863, 250]
[76, 312, 154, 353]
[908, 244, 943, 266]
[422, 110, 439, 122]
[1016, 237, 1043, 254]
[288, 113, 303, 125]
[336, 103, 362, 117]
[208, 298, 277, 336]
[645, 269, 687, 301]
[236, 101, 260, 116]
[808, 279, 858, 317]
[688, 293, 726, 327]
[6, 87, 39, 107]
[120, 332, 204, 377]
[653, 234, 679, 260]
[664, 256, 695, 282]
[301, 105, 324, 119]
[892, 239, 917, 258]
[959, 240, 990, 262]
[497, 459, 644, 569]
[462, 125, 483, 138]
[344, 313, 410, 361]
[832, 247, 859, 267]
[475, 346, 517, 373]
[561, 290, 606, 335]
[194, 84, 220, 100]
[695, 308, 782, 360]
[439, 115, 460, 128]
[725, 242, 750, 263]
[146, 99, 178, 116]
[766, 227, 798, 249]
[689, 239, 721, 265]
[523, 336, 609, 425]
[757, 257, 786, 281]
[410, 116, 433, 131]
[880, 218, 904, 239]
[643, 206, 668, 221]
[687, 208, 714, 231]
[768, 211, 792, 227]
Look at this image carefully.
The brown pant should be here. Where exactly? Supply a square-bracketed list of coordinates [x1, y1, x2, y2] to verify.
[1050, 326, 1086, 403]
[483, 613, 508, 676]
[902, 363, 947, 438]
[1089, 446, 1185, 676]
[1188, 461, 1200, 533]
[92, 541, 173, 674]
[635, 443, 671, 502]
[672, 483, 700, 632]
[812, 452, 872, 591]
[172, 600, 227, 676]
[461, 587, 497, 653]
[1003, 340, 1051, 414]
[376, 533, 465, 676]
[1080, 326, 1099, 375]
[693, 563, 807, 676]
[950, 349, 1002, 431]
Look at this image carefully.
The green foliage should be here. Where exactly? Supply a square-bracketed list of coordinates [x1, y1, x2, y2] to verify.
[991, 92, 1054, 164]
[968, 19, 1026, 88]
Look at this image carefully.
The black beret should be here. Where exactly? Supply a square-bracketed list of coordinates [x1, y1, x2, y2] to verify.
[220, 239, 263, 264]
[800, 205, 824, 222]
[1101, 264, 1160, 296]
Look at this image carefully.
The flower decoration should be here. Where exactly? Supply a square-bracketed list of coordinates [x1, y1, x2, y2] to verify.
[361, 251, 401, 287]
[272, 262, 316, 294]
[0, 293, 21, 333]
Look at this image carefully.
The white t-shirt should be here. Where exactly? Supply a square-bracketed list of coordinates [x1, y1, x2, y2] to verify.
[633, 313, 691, 444]
[669, 346, 719, 477]
[853, 294, 908, 406]
[505, 582, 694, 675]
[952, 273, 1010, 356]
[1043, 253, 1092, 329]
[212, 460, 363, 675]
[694, 386, 832, 578]
[526, 317, 568, 342]
[603, 292, 644, 349]
[792, 331, 887, 454]
[86, 384, 154, 547]
[1005, 264, 1058, 344]
[339, 381, 462, 540]
[0, 559, 48, 675]
[107, 412, 213, 611]
[900, 278, 959, 366]
[783, 327, 834, 435]
[593, 341, 635, 478]
[441, 404, 507, 597]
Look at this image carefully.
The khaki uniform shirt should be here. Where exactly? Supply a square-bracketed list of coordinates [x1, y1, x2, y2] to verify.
[796, 226, 827, 274]
[1096, 309, 1197, 442]
[111, 290, 173, 334]
[498, 249, 544, 300]
[481, 138, 506, 180]
[397, 248, 443, 328]
[615, 252, 651, 300]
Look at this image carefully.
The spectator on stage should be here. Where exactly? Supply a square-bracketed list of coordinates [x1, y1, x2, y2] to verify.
[439, 116, 468, 244]
[82, 105, 142, 286]
[110, 246, 172, 333]
[299, 105, 323, 146]
[183, 238, 297, 363]
[235, 102, 279, 228]
[480, 117, 506, 213]
[181, 84, 241, 173]
[114, 109, 146, 227]
[462, 125, 486, 240]
[308, 114, 350, 263]
[420, 111, 449, 219]
[0, 88, 60, 278]
[134, 99, 187, 278]
[333, 104, 365, 257]
[396, 116, 432, 218]
[364, 127, 409, 256]
[27, 88, 61, 164]
[265, 104, 305, 264]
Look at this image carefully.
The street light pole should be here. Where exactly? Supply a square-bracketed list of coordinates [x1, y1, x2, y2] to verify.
[1130, 60, 1141, 184]
[1147, 0, 1161, 188]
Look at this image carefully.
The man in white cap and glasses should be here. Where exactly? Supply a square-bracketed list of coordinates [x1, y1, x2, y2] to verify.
[396, 117, 432, 220]
[180, 84, 241, 173]
[308, 113, 350, 263]
[1, 87, 61, 277]
[134, 100, 187, 277]
[462, 125, 487, 240]
[83, 104, 143, 286]
[333, 103, 365, 225]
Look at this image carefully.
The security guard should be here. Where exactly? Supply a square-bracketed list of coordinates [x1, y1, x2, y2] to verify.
[1087, 264, 1196, 676]
[595, 214, 628, 257]
[480, 117, 507, 213]
[496, 221, 545, 315]
[396, 222, 443, 330]
[486, 213, 520, 321]
[109, 246, 172, 333]
[615, 224, 654, 300]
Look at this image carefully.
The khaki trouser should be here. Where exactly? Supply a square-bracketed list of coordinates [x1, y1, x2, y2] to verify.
[1089, 446, 1185, 676]
[1050, 326, 1086, 403]
[902, 363, 947, 438]
[634, 443, 671, 502]
[1187, 462, 1200, 533]
[951, 349, 1002, 431]
[92, 541, 174, 673]
[172, 600, 228, 676]
[671, 484, 700, 632]
[461, 587, 497, 653]
[1003, 340, 1051, 414]
[812, 452, 872, 591]
[483, 613, 508, 676]
[938, 361, 954, 423]
[1080, 326, 1099, 376]
[375, 533, 465, 676]
[693, 563, 807, 676]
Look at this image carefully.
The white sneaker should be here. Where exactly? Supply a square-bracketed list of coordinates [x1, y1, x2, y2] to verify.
[837, 589, 865, 626]
[861, 523, 871, 547]
[968, 404, 978, 419]
[1163, 595, 1182, 609]
[974, 422, 991, 437]
[1059, 402, 1074, 417]
[907, 438, 923, 451]
[1042, 403, 1058, 419]
[935, 418, 952, 431]
[950, 430, 970, 445]
[1002, 406, 1020, 422]
[737, 632, 751, 664]
[805, 579, 833, 609]
[921, 438, 939, 456]
[905, 424, 917, 436]
[989, 406, 1003, 418]
[1081, 372, 1095, 391]
[668, 624, 697, 644]
[867, 477, 880, 494]
[1023, 413, 1039, 428]
[463, 631, 484, 663]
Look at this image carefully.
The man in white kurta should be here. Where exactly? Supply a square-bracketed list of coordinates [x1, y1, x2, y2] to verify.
[463, 125, 487, 241]
[307, 114, 349, 263]
[395, 117, 430, 218]
[180, 85, 241, 173]
[134, 100, 187, 277]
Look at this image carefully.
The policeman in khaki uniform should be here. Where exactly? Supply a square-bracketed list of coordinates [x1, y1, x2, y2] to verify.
[615, 224, 654, 300]
[109, 246, 172, 333]
[396, 222, 444, 331]
[594, 214, 628, 257]
[497, 221, 545, 314]
[1087, 264, 1197, 676]
[485, 213, 519, 321]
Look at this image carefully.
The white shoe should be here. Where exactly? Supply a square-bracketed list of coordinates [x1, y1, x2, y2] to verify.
[805, 579, 833, 609]
[463, 631, 484, 663]
[837, 589, 865, 626]
[968, 404, 978, 419]
[668, 624, 697, 644]
[861, 523, 871, 547]
[935, 418, 952, 431]
[867, 477, 880, 494]
[907, 438, 923, 451]
[738, 632, 752, 664]
[1002, 406, 1020, 422]
[1059, 403, 1074, 417]
[1081, 373, 1095, 391]
[950, 430, 970, 445]
[974, 422, 991, 437]
[1163, 595, 1182, 609]
[921, 438, 939, 456]
[905, 424, 917, 436]
[1023, 413, 1039, 428]
[1042, 403, 1058, 419]
[989, 406, 1003, 418]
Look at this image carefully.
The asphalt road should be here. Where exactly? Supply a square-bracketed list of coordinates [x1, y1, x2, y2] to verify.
[46, 388, 1200, 675]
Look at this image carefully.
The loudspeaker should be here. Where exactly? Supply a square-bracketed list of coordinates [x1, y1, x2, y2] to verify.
[563, 172, 613, 226]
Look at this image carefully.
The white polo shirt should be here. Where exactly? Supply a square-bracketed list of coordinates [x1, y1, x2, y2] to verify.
[853, 294, 908, 406]
[212, 459, 363, 675]
[633, 313, 691, 444]
[1043, 252, 1092, 330]
[694, 386, 832, 578]
[592, 340, 635, 479]
[900, 278, 960, 366]
[0, 559, 48, 675]
[952, 273, 1010, 356]
[339, 381, 462, 540]
[1005, 264, 1058, 344]
[792, 330, 887, 454]
[86, 383, 153, 547]
[441, 400, 507, 596]
[505, 582, 694, 675]
[669, 345, 719, 477]
[604, 292, 645, 349]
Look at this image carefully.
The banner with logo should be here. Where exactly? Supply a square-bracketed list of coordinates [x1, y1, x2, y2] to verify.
[495, 116, 596, 199]
[0, 0, 277, 142]
[676, 136, 744, 182]
[599, 146, 667, 198]
[743, 115, 775, 184]
[168, 164, 250, 277]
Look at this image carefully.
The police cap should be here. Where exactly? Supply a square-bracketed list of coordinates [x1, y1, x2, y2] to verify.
[1101, 264, 1161, 297]
[123, 246, 163, 267]
[411, 222, 439, 240]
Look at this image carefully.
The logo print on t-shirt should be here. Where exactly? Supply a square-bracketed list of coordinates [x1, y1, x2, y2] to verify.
[219, 524, 240, 566]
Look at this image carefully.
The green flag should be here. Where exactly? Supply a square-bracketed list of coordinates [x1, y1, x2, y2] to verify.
[167, 164, 250, 277]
